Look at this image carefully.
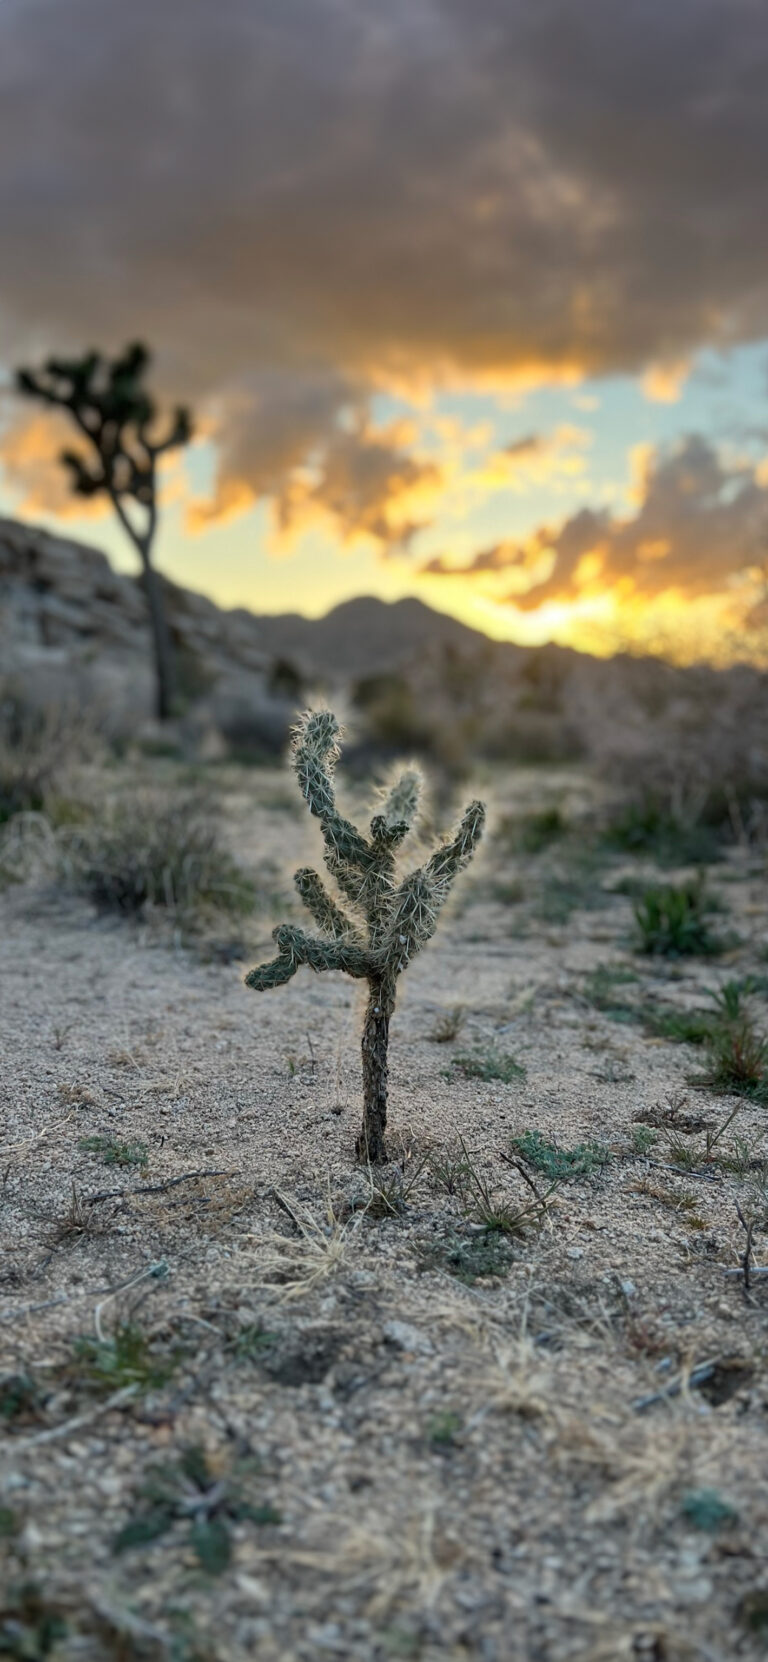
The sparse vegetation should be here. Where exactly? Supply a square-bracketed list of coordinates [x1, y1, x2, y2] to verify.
[634, 878, 726, 956]
[64, 792, 257, 924]
[78, 1133, 149, 1168]
[66, 1323, 178, 1395]
[427, 1004, 466, 1043]
[680, 1489, 739, 1532]
[0, 685, 90, 825]
[114, 1445, 280, 1573]
[510, 1129, 612, 1180]
[245, 710, 484, 1161]
[448, 1044, 526, 1083]
[602, 795, 722, 865]
[496, 805, 567, 854]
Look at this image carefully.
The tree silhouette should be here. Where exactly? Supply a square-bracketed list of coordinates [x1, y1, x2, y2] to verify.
[16, 343, 192, 721]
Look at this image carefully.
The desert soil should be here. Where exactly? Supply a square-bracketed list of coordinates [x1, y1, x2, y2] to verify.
[2, 761, 768, 1662]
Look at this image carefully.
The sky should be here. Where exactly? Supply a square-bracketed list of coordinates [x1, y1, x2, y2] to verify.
[2, 0, 768, 661]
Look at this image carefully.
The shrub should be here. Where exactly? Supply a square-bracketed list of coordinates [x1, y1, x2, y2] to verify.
[634, 879, 724, 957]
[0, 685, 88, 823]
[496, 806, 567, 854]
[602, 795, 722, 865]
[65, 791, 257, 923]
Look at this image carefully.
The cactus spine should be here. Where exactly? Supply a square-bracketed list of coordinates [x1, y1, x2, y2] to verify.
[245, 711, 485, 1162]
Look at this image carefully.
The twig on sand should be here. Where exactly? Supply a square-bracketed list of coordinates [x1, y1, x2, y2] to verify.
[0, 1260, 168, 1326]
[84, 1168, 232, 1205]
[734, 1201, 757, 1292]
[5, 1384, 138, 1454]
[632, 1360, 718, 1413]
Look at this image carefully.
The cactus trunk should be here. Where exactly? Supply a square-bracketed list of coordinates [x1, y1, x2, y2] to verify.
[356, 978, 394, 1163]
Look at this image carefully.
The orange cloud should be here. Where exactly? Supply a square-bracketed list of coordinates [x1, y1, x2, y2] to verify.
[422, 438, 768, 620]
[187, 376, 443, 551]
[641, 360, 690, 404]
[0, 407, 108, 522]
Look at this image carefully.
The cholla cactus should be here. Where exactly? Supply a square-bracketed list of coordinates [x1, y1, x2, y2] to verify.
[246, 710, 485, 1162]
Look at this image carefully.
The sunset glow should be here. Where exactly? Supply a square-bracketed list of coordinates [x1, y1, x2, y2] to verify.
[2, 1, 768, 664]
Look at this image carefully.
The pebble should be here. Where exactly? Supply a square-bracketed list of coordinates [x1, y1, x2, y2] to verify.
[383, 1320, 434, 1354]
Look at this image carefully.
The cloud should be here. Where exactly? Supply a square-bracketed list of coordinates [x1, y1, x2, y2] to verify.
[641, 359, 691, 404]
[423, 437, 768, 611]
[1, 0, 768, 531]
[0, 404, 107, 521]
[186, 370, 442, 546]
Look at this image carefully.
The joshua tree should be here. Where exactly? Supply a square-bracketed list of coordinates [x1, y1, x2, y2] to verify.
[16, 343, 192, 721]
[245, 710, 485, 1162]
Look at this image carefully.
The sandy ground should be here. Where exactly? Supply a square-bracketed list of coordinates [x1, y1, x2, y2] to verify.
[2, 761, 768, 1661]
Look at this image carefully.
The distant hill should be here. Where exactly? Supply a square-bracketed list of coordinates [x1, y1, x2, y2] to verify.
[3, 514, 768, 782]
[0, 513, 523, 695]
[236, 594, 508, 679]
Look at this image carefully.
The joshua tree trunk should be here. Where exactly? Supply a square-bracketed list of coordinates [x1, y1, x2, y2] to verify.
[111, 488, 177, 723]
[139, 549, 177, 722]
[357, 977, 395, 1163]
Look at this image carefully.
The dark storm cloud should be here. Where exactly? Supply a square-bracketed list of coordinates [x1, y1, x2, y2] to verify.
[1, 0, 768, 530]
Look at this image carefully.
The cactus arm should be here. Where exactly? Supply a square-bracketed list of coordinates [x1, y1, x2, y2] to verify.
[292, 711, 371, 868]
[380, 769, 422, 830]
[246, 924, 370, 990]
[369, 814, 410, 853]
[294, 867, 360, 940]
[423, 799, 486, 895]
[324, 852, 369, 909]
[244, 952, 299, 991]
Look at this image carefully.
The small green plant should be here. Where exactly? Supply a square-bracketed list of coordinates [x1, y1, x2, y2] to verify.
[0, 1583, 67, 1660]
[418, 1229, 516, 1284]
[602, 797, 721, 865]
[78, 1134, 149, 1168]
[630, 1125, 658, 1156]
[510, 1129, 611, 1180]
[634, 879, 724, 957]
[360, 1152, 431, 1218]
[702, 1019, 768, 1100]
[584, 963, 639, 1023]
[498, 806, 567, 854]
[642, 1004, 717, 1045]
[427, 1411, 463, 1447]
[665, 1104, 746, 1173]
[680, 1488, 738, 1533]
[114, 1444, 280, 1573]
[0, 688, 86, 825]
[67, 1323, 178, 1395]
[458, 1136, 555, 1233]
[232, 1323, 278, 1362]
[0, 1373, 44, 1425]
[245, 711, 485, 1161]
[449, 1045, 526, 1084]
